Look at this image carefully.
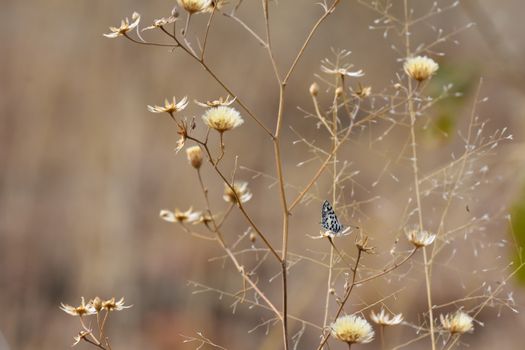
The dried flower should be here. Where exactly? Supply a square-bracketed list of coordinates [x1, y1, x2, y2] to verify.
[440, 311, 474, 334]
[142, 9, 178, 31]
[195, 95, 236, 108]
[72, 330, 92, 346]
[60, 297, 96, 317]
[203, 0, 228, 12]
[223, 182, 252, 204]
[354, 85, 372, 98]
[174, 118, 194, 153]
[104, 12, 141, 38]
[321, 64, 364, 78]
[90, 296, 103, 312]
[249, 232, 257, 243]
[147, 96, 188, 114]
[202, 106, 244, 133]
[177, 0, 212, 14]
[102, 297, 132, 312]
[160, 208, 201, 223]
[309, 82, 319, 96]
[330, 315, 375, 345]
[355, 234, 374, 254]
[370, 308, 403, 326]
[195, 212, 215, 226]
[403, 56, 439, 82]
[406, 229, 436, 248]
[186, 146, 203, 169]
[335, 87, 344, 97]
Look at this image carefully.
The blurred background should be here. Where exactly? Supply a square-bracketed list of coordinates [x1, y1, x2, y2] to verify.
[1, 0, 525, 349]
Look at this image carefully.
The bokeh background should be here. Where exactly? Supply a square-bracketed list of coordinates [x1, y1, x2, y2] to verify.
[1, 0, 525, 349]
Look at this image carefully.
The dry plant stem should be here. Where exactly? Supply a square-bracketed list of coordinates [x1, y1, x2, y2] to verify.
[262, 0, 282, 84]
[183, 13, 191, 37]
[83, 337, 107, 350]
[79, 316, 101, 345]
[151, 28, 273, 136]
[317, 247, 417, 350]
[317, 248, 362, 350]
[322, 79, 341, 331]
[380, 325, 385, 350]
[430, 80, 483, 271]
[187, 135, 282, 262]
[289, 96, 414, 212]
[200, 7, 217, 61]
[322, 245, 334, 329]
[441, 334, 456, 350]
[195, 168, 283, 320]
[444, 261, 525, 349]
[283, 0, 341, 84]
[403, 0, 436, 347]
[260, 3, 292, 348]
[354, 248, 417, 285]
[223, 12, 267, 47]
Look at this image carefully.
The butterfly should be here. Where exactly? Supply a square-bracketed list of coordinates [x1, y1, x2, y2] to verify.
[321, 200, 346, 236]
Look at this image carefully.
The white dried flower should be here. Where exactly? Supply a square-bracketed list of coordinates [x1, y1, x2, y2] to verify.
[177, 0, 212, 14]
[202, 106, 244, 133]
[104, 12, 141, 38]
[60, 297, 96, 317]
[142, 9, 178, 31]
[403, 56, 439, 81]
[370, 308, 403, 326]
[195, 95, 236, 108]
[160, 208, 201, 223]
[406, 229, 436, 248]
[321, 65, 364, 78]
[223, 182, 252, 204]
[330, 314, 375, 345]
[440, 311, 474, 334]
[186, 146, 203, 169]
[101, 297, 132, 312]
[147, 96, 188, 114]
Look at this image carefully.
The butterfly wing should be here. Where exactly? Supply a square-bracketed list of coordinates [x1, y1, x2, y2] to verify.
[321, 200, 344, 235]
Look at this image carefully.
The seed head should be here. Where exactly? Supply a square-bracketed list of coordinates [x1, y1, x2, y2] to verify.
[440, 311, 474, 334]
[202, 106, 243, 133]
[177, 0, 212, 14]
[405, 229, 436, 248]
[403, 56, 439, 82]
[370, 308, 403, 326]
[354, 85, 372, 98]
[309, 82, 320, 96]
[104, 12, 141, 38]
[223, 182, 252, 204]
[186, 146, 203, 169]
[90, 296, 103, 312]
[330, 314, 375, 345]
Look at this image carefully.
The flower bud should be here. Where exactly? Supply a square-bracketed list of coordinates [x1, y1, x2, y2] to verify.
[309, 82, 319, 96]
[186, 146, 203, 169]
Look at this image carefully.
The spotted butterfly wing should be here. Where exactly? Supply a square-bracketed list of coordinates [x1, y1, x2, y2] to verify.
[321, 200, 344, 235]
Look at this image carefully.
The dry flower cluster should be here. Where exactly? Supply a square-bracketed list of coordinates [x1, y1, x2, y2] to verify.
[60, 297, 131, 348]
[60, 1, 523, 350]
